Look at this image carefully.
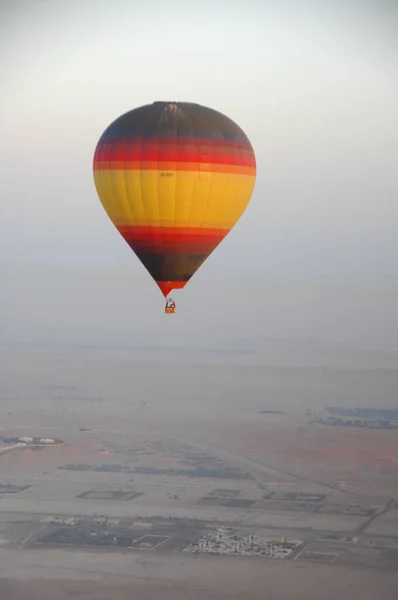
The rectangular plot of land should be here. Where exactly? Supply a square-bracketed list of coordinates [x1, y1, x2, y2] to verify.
[77, 490, 142, 501]
[316, 504, 374, 516]
[210, 488, 241, 498]
[197, 497, 226, 506]
[264, 492, 326, 503]
[38, 529, 171, 551]
[224, 498, 255, 508]
[130, 535, 171, 550]
[318, 534, 358, 543]
[382, 549, 398, 568]
[297, 550, 339, 563]
[197, 496, 254, 508]
[39, 529, 132, 548]
[0, 484, 30, 495]
[253, 500, 316, 512]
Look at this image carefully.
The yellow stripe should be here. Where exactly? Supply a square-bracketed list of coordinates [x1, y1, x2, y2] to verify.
[94, 169, 256, 229]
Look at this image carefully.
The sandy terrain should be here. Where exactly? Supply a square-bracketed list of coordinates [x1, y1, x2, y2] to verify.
[1, 345, 398, 598]
[1, 548, 397, 600]
[161, 419, 398, 499]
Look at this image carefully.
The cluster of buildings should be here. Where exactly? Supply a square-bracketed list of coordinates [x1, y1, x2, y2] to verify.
[308, 407, 398, 430]
[184, 527, 303, 559]
[40, 516, 78, 525]
[19, 436, 58, 444]
[1, 436, 62, 446]
[0, 435, 63, 455]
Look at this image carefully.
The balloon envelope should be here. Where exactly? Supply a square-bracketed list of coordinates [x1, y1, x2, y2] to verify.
[93, 101, 256, 297]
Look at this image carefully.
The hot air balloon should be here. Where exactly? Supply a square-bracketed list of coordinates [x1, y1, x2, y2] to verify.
[93, 102, 256, 312]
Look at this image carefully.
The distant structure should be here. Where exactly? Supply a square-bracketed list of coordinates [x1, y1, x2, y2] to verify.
[0, 436, 62, 447]
[309, 407, 398, 430]
[184, 528, 302, 559]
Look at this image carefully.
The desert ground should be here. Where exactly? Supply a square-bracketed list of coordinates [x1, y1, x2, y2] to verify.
[1, 346, 398, 598]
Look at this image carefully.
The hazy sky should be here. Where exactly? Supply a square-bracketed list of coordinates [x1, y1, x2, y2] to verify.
[1, 0, 398, 351]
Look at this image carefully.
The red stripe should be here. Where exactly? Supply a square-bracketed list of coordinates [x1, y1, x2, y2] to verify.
[157, 280, 187, 297]
[117, 225, 228, 238]
[128, 239, 222, 254]
[95, 151, 255, 167]
[117, 225, 228, 255]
